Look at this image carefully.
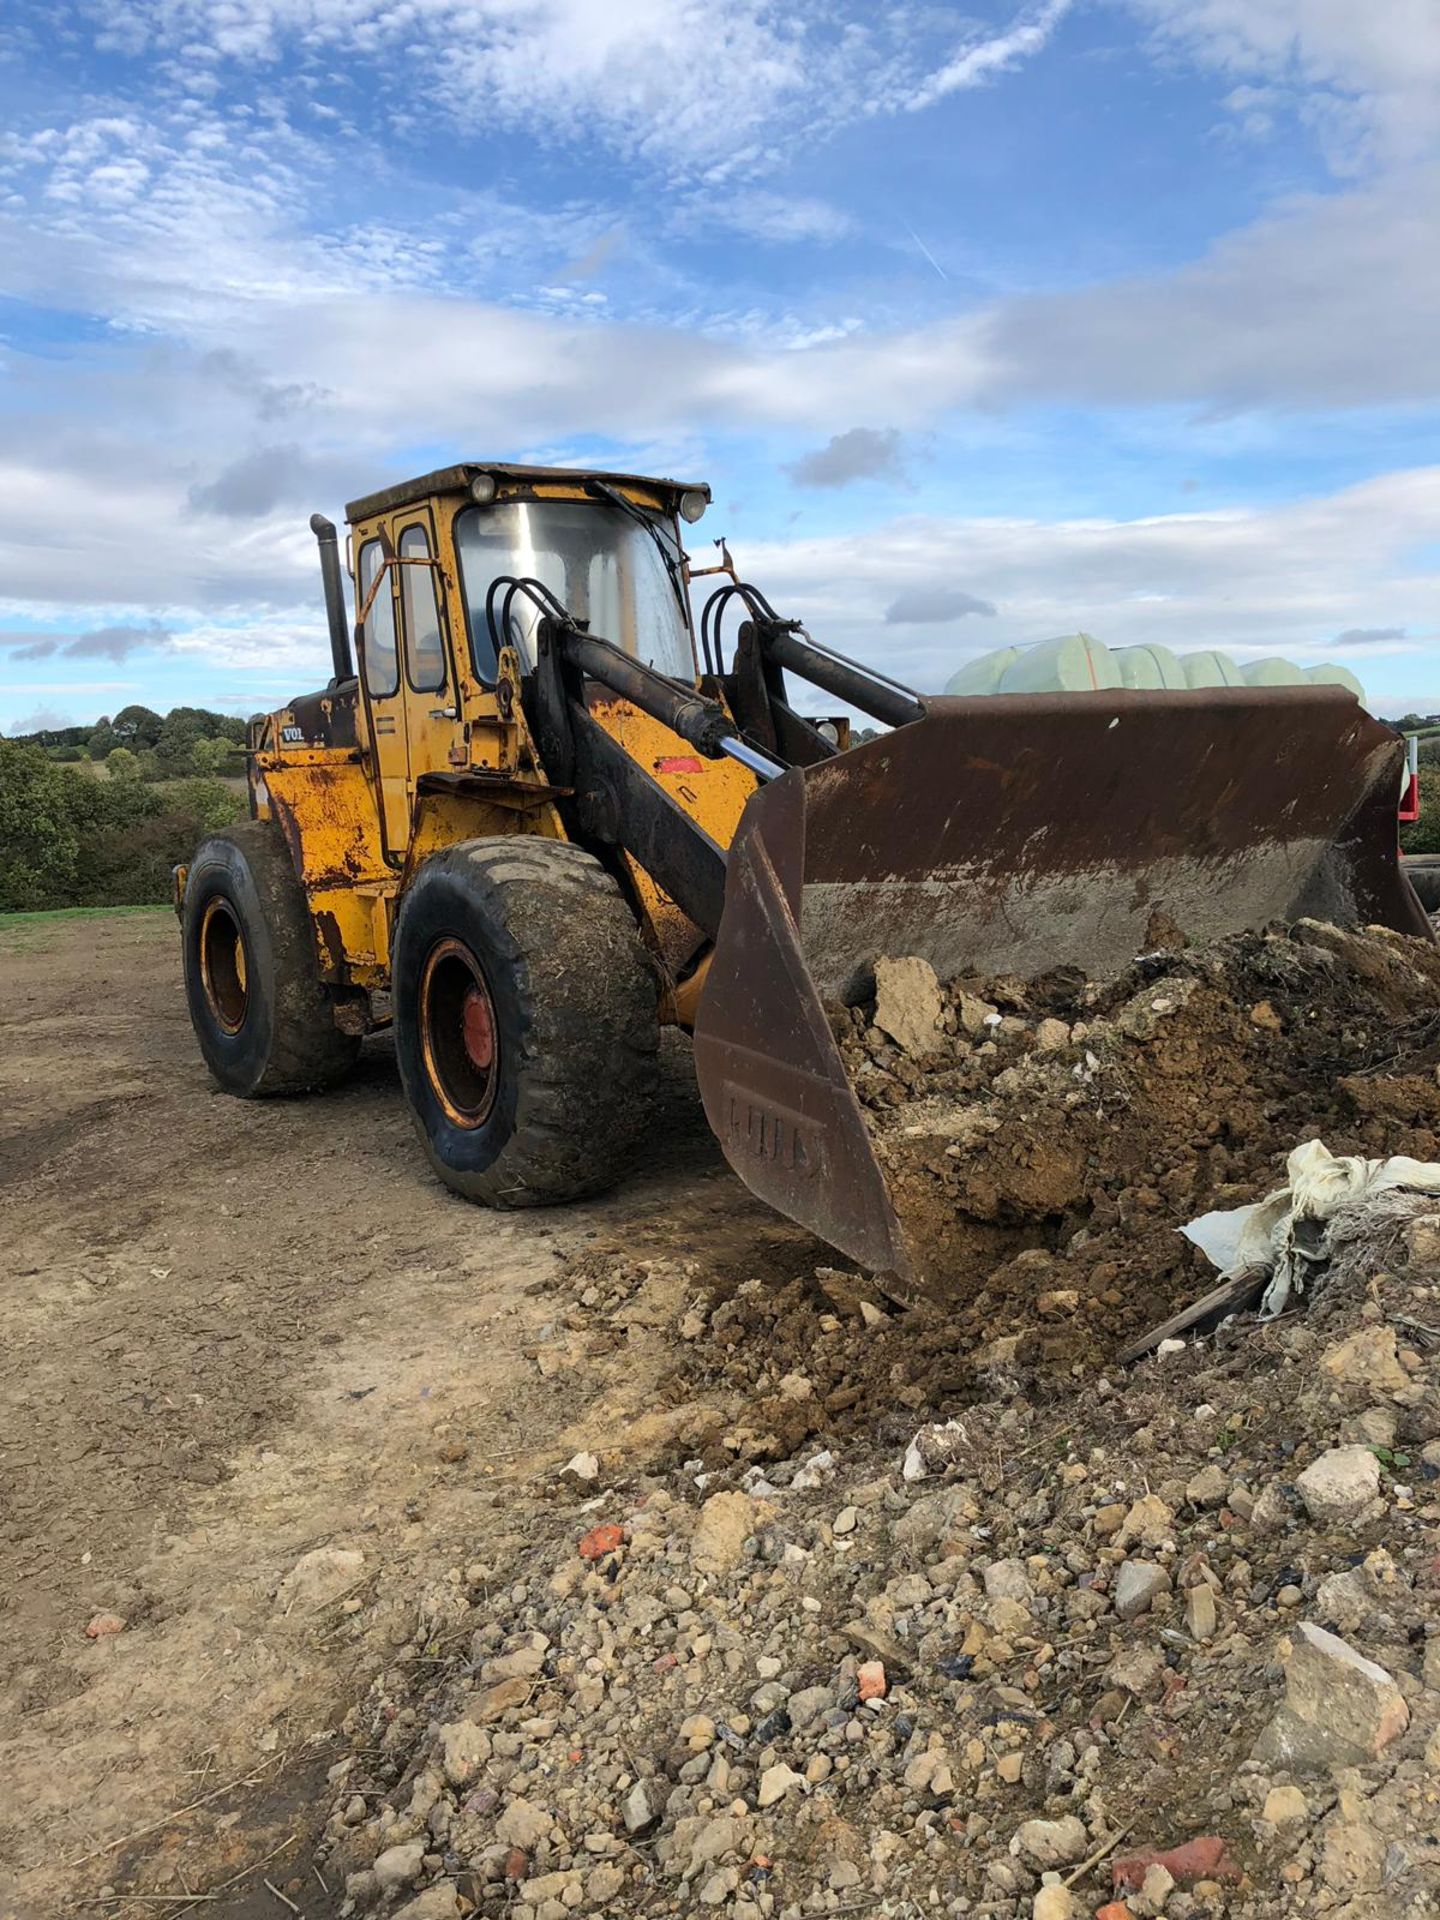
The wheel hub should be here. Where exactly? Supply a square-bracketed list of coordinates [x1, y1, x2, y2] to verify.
[419, 937, 499, 1128]
[198, 896, 249, 1034]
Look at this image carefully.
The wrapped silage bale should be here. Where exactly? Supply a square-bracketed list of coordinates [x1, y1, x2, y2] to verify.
[998, 632, 1121, 693]
[944, 646, 1024, 696]
[1111, 644, 1188, 690]
[1243, 657, 1306, 686]
[1303, 663, 1366, 702]
[1180, 649, 1247, 688]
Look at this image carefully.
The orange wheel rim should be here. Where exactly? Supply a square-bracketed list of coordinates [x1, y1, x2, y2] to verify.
[419, 937, 499, 1128]
[199, 897, 249, 1034]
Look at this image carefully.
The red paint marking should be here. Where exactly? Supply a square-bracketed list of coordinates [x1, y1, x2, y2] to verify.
[656, 755, 703, 774]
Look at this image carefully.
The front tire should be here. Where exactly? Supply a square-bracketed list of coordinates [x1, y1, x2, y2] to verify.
[182, 822, 360, 1095]
[392, 838, 659, 1206]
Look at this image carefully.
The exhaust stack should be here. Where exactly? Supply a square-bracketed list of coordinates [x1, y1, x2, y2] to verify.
[310, 513, 354, 684]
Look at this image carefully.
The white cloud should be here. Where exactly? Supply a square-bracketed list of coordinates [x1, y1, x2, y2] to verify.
[74, 0, 1071, 183]
[1130, 0, 1440, 164]
[735, 467, 1440, 695]
[903, 0, 1073, 111]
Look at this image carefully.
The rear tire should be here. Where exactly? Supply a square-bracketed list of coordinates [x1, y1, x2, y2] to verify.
[182, 821, 360, 1095]
[392, 838, 659, 1206]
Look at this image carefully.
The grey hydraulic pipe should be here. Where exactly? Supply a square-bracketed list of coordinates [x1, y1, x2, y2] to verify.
[763, 626, 925, 729]
[310, 513, 355, 683]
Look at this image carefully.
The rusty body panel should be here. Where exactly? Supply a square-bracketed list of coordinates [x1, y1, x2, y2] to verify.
[692, 684, 1432, 1281]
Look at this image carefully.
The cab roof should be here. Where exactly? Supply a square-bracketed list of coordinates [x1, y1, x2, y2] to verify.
[345, 462, 709, 525]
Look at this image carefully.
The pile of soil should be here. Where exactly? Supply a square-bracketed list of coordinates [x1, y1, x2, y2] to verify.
[829, 920, 1440, 1367]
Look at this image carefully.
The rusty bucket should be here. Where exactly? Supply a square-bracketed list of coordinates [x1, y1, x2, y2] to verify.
[691, 684, 1430, 1280]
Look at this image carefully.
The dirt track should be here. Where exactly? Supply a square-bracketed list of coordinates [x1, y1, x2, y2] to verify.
[0, 910, 803, 1919]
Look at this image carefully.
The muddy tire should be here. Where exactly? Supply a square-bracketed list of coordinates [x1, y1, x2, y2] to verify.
[182, 821, 360, 1095]
[392, 838, 660, 1206]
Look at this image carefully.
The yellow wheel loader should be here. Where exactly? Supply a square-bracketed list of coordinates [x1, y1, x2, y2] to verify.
[177, 462, 1430, 1283]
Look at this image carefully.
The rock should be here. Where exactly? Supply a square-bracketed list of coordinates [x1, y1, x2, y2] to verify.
[996, 1751, 1024, 1784]
[578, 1522, 624, 1561]
[1185, 1463, 1230, 1508]
[983, 1557, 1034, 1603]
[373, 1841, 425, 1894]
[1115, 1560, 1171, 1620]
[1314, 1567, 1372, 1634]
[1185, 1585, 1217, 1641]
[84, 1611, 126, 1638]
[833, 1505, 858, 1536]
[342, 1793, 366, 1825]
[497, 1797, 550, 1851]
[471, 1678, 532, 1722]
[1106, 1646, 1165, 1695]
[1093, 1503, 1126, 1537]
[587, 1863, 626, 1903]
[873, 955, 944, 1055]
[393, 1891, 461, 1920]
[893, 1483, 980, 1557]
[1012, 1816, 1088, 1869]
[857, 1660, 888, 1701]
[1294, 1446, 1381, 1526]
[273, 1546, 364, 1615]
[1253, 1623, 1409, 1770]
[757, 1763, 804, 1808]
[787, 1685, 835, 1730]
[1406, 1214, 1440, 1264]
[1138, 1864, 1175, 1914]
[1250, 999, 1283, 1032]
[691, 1491, 763, 1573]
[958, 989, 998, 1036]
[1249, 1480, 1293, 1534]
[623, 1779, 665, 1834]
[1320, 1325, 1410, 1394]
[1263, 1786, 1308, 1825]
[1118, 1494, 1174, 1549]
[1034, 1018, 1071, 1052]
[562, 1451, 599, 1482]
[1033, 1886, 1075, 1920]
[1319, 1815, 1385, 1894]
[437, 1719, 489, 1788]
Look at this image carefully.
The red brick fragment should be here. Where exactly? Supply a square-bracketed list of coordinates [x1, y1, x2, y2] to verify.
[578, 1522, 624, 1561]
[1113, 1835, 1241, 1890]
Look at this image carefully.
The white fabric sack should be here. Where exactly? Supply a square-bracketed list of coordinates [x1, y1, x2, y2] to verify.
[1180, 1138, 1440, 1317]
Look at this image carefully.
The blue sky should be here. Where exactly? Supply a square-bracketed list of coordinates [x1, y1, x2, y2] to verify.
[1, 0, 1437, 733]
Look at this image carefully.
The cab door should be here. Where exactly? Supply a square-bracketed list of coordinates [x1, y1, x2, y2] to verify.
[356, 533, 411, 860]
[392, 509, 461, 793]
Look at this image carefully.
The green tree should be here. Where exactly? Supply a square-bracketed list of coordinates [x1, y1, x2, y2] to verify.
[106, 746, 140, 781]
[111, 704, 164, 749]
[0, 741, 80, 909]
[88, 719, 118, 760]
[154, 710, 204, 777]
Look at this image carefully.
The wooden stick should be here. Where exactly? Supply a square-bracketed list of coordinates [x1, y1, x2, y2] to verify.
[1116, 1269, 1266, 1365]
[1064, 1822, 1135, 1887]
[263, 1879, 302, 1916]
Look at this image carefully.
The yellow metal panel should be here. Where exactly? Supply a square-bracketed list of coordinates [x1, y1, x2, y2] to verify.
[260, 756, 390, 889]
[587, 697, 756, 986]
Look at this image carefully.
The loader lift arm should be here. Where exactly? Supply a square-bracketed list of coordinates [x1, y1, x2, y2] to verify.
[496, 573, 931, 943]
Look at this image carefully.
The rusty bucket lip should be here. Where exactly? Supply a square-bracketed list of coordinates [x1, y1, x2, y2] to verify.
[693, 682, 1426, 1283]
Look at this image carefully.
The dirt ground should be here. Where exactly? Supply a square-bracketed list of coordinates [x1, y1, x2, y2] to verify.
[0, 910, 806, 1920]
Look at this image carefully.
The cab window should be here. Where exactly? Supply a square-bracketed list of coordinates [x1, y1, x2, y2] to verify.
[399, 525, 446, 694]
[358, 539, 399, 697]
